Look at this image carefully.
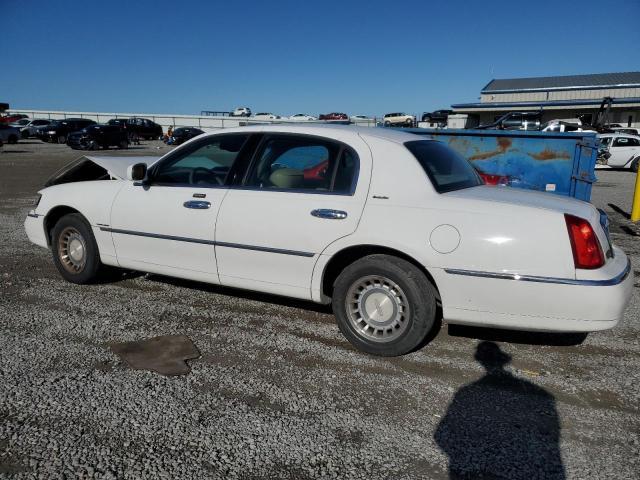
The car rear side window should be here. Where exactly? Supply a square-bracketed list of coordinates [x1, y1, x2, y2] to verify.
[405, 140, 482, 193]
[244, 135, 358, 194]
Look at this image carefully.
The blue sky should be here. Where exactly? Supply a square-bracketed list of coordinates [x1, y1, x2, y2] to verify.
[2, 0, 639, 117]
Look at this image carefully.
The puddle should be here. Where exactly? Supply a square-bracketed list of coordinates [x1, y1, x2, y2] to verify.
[110, 335, 200, 376]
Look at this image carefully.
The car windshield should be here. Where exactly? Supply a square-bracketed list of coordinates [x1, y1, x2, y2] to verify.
[405, 140, 482, 193]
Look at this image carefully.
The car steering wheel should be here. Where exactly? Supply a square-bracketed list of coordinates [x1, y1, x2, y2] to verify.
[189, 167, 223, 185]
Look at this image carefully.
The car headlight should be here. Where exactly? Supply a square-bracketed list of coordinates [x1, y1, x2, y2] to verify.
[47, 130, 56, 134]
[34, 194, 42, 207]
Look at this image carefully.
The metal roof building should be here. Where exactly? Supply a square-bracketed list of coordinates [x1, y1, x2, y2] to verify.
[452, 72, 640, 127]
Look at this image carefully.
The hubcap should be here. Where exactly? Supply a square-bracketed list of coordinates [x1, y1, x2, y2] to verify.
[345, 275, 410, 343]
[58, 227, 87, 273]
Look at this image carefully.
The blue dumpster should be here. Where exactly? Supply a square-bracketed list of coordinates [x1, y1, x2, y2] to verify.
[405, 128, 599, 202]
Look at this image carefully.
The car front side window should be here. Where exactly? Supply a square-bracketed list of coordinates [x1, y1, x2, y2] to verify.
[152, 134, 250, 187]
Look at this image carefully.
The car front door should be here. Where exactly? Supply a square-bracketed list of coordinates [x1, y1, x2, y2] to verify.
[109, 133, 253, 283]
[609, 136, 640, 167]
[215, 132, 370, 300]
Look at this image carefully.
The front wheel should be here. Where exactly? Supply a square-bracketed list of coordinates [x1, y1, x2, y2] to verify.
[631, 158, 639, 173]
[332, 254, 437, 356]
[57, 135, 66, 144]
[51, 213, 104, 284]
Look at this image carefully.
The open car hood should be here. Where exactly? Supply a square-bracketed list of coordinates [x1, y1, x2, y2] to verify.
[83, 155, 161, 179]
[45, 155, 161, 187]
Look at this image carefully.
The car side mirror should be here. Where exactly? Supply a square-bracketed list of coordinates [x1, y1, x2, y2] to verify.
[127, 163, 147, 182]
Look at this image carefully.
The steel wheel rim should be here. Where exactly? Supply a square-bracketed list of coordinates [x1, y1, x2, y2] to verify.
[57, 227, 87, 273]
[345, 275, 410, 343]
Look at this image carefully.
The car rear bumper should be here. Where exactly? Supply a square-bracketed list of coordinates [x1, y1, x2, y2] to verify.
[435, 251, 633, 332]
[24, 212, 48, 248]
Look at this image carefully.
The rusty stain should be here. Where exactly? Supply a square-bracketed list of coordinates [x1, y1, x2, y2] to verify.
[497, 137, 512, 151]
[468, 136, 513, 161]
[529, 148, 571, 161]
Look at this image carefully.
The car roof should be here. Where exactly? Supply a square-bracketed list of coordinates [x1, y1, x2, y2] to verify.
[599, 132, 638, 138]
[197, 124, 423, 145]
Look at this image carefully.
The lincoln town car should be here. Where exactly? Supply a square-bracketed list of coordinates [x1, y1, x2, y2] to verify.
[25, 125, 633, 356]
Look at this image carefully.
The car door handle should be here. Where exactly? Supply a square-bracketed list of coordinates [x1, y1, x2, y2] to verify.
[183, 200, 211, 209]
[311, 209, 348, 219]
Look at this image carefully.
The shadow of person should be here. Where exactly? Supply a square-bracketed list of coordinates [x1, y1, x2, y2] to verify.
[434, 341, 565, 480]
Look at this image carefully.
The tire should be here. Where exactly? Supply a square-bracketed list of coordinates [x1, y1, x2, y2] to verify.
[57, 135, 66, 144]
[118, 139, 128, 149]
[8, 135, 18, 144]
[51, 213, 104, 284]
[406, 119, 414, 127]
[384, 121, 391, 127]
[631, 158, 639, 173]
[21, 130, 29, 139]
[89, 140, 100, 150]
[332, 254, 437, 356]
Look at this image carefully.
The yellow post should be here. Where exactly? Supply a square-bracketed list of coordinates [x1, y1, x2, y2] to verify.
[632, 167, 640, 222]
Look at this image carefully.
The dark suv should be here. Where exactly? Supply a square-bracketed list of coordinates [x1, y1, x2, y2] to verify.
[66, 124, 129, 150]
[40, 118, 97, 143]
[170, 127, 204, 145]
[107, 117, 163, 140]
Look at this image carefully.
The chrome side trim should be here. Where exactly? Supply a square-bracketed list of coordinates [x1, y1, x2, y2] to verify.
[444, 260, 631, 287]
[215, 241, 314, 258]
[27, 212, 41, 218]
[101, 227, 216, 245]
[99, 227, 314, 257]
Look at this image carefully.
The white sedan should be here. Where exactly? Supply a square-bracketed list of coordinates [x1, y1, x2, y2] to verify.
[598, 133, 640, 171]
[288, 114, 317, 121]
[25, 125, 632, 356]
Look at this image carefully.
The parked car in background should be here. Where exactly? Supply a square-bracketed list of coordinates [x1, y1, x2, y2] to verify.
[169, 127, 204, 145]
[41, 118, 97, 143]
[0, 113, 28, 124]
[319, 112, 348, 121]
[253, 113, 280, 120]
[383, 112, 415, 127]
[421, 109, 452, 123]
[25, 125, 632, 357]
[10, 118, 31, 128]
[66, 124, 129, 150]
[541, 119, 591, 133]
[611, 127, 640, 136]
[231, 107, 252, 117]
[0, 124, 21, 144]
[477, 111, 541, 131]
[288, 113, 317, 121]
[15, 119, 51, 138]
[598, 133, 640, 171]
[106, 118, 163, 140]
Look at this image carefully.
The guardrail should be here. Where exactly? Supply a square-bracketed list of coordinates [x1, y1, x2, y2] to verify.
[6, 109, 379, 131]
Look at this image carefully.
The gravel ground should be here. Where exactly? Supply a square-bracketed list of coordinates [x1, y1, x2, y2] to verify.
[1, 140, 639, 479]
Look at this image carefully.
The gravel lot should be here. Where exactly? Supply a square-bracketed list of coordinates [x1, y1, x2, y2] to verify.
[1, 139, 639, 479]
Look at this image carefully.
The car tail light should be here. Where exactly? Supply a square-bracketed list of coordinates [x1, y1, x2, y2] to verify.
[479, 172, 510, 186]
[564, 214, 605, 269]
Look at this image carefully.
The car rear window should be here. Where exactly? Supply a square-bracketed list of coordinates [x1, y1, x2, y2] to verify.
[405, 140, 482, 193]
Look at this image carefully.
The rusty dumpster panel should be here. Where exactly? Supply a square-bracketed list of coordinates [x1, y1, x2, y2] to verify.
[405, 129, 599, 201]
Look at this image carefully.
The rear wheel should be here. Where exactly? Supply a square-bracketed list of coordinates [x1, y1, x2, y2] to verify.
[8, 135, 18, 144]
[57, 135, 66, 144]
[332, 254, 437, 356]
[118, 139, 128, 149]
[631, 158, 639, 173]
[51, 213, 104, 284]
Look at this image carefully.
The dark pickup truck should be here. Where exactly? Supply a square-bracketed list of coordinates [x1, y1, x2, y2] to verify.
[107, 117, 163, 140]
[67, 124, 129, 150]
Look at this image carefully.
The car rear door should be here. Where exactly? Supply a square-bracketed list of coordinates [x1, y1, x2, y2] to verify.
[214, 131, 371, 300]
[109, 133, 254, 283]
